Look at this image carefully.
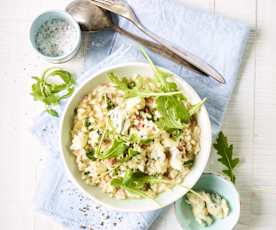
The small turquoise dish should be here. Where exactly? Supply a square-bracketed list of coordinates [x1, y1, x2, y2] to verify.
[30, 10, 81, 63]
[175, 173, 240, 230]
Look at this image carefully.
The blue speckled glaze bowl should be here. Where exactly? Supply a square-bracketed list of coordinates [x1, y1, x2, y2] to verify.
[30, 10, 81, 63]
[175, 173, 240, 230]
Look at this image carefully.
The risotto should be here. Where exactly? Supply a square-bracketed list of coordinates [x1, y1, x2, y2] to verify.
[70, 55, 205, 199]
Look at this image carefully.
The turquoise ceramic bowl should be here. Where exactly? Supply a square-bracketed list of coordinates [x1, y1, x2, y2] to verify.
[175, 173, 240, 230]
[30, 10, 81, 63]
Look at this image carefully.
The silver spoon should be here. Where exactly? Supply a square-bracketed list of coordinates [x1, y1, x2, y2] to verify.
[89, 0, 225, 84]
[66, 0, 207, 76]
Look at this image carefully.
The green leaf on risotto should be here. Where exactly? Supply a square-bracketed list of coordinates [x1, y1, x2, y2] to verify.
[108, 72, 182, 98]
[129, 134, 153, 145]
[119, 148, 139, 162]
[110, 178, 123, 187]
[112, 181, 153, 198]
[156, 96, 189, 130]
[110, 170, 160, 198]
[108, 72, 129, 91]
[99, 138, 128, 160]
[189, 98, 207, 116]
[122, 170, 163, 189]
[141, 48, 206, 130]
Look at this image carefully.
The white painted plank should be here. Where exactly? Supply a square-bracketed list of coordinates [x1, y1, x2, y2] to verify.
[254, 0, 276, 189]
[213, 1, 257, 229]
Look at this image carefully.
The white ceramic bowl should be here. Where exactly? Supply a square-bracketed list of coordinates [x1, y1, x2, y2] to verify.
[60, 62, 212, 212]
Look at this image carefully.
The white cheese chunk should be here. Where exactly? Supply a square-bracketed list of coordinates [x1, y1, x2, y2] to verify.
[124, 97, 145, 114]
[70, 132, 88, 150]
[186, 191, 230, 226]
[88, 130, 100, 147]
[169, 146, 183, 171]
[151, 142, 166, 161]
[108, 107, 125, 134]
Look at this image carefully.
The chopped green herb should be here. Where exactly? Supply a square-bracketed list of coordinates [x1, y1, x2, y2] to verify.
[105, 94, 115, 110]
[169, 129, 182, 140]
[128, 81, 136, 89]
[84, 117, 92, 128]
[140, 138, 153, 145]
[86, 148, 96, 161]
[183, 159, 194, 167]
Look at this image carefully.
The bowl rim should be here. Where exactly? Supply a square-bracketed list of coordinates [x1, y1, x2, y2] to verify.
[59, 62, 212, 212]
[29, 10, 81, 61]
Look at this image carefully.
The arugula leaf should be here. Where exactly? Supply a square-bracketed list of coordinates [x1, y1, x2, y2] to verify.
[122, 170, 163, 189]
[141, 49, 190, 130]
[141, 48, 182, 93]
[156, 96, 189, 130]
[141, 48, 169, 89]
[31, 68, 75, 117]
[189, 98, 207, 116]
[108, 72, 182, 98]
[110, 178, 123, 187]
[110, 170, 162, 198]
[124, 88, 182, 98]
[129, 134, 153, 145]
[99, 138, 128, 160]
[111, 177, 153, 198]
[119, 148, 139, 162]
[108, 72, 129, 91]
[123, 186, 153, 198]
[141, 48, 207, 131]
[213, 131, 240, 183]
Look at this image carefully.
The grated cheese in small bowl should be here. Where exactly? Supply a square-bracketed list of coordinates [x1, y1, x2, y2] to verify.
[35, 18, 77, 57]
[30, 11, 81, 63]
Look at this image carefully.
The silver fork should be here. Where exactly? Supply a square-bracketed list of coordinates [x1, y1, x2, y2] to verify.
[90, 0, 225, 83]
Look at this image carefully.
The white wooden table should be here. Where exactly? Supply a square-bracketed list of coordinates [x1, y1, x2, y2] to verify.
[0, 0, 275, 229]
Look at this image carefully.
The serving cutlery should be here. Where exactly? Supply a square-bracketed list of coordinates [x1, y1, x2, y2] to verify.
[66, 0, 207, 75]
[89, 0, 225, 83]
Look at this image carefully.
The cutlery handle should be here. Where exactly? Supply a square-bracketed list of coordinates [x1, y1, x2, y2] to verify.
[133, 22, 225, 83]
[113, 26, 206, 76]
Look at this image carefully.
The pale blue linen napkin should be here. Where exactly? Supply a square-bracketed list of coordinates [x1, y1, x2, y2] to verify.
[32, 0, 250, 229]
